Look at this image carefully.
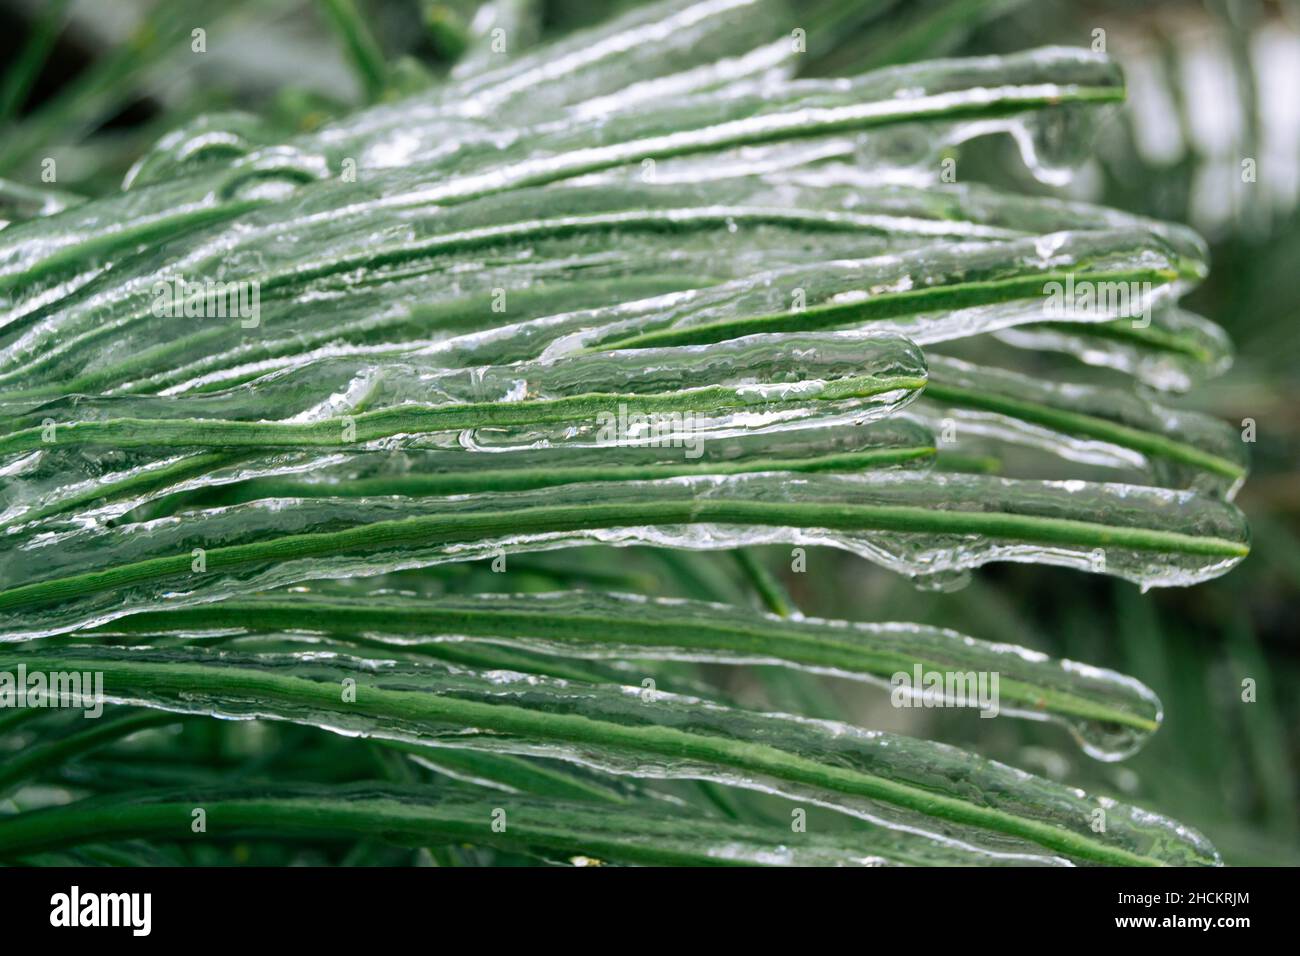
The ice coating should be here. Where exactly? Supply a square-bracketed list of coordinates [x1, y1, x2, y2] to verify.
[540, 231, 1181, 354]
[0, 214, 1186, 398]
[0, 471, 1248, 639]
[0, 417, 935, 535]
[0, 46, 1120, 290]
[995, 306, 1235, 393]
[0, 46, 1128, 395]
[90, 589, 1164, 760]
[0, 780, 1017, 867]
[919, 354, 1248, 497]
[0, 0, 1251, 871]
[0, 332, 926, 462]
[0, 645, 1219, 865]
